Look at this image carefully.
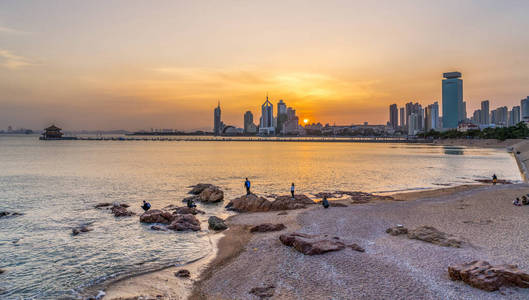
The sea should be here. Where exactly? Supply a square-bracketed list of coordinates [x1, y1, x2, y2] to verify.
[0, 135, 522, 299]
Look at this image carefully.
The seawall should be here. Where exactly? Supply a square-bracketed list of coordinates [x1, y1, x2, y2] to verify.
[511, 140, 529, 182]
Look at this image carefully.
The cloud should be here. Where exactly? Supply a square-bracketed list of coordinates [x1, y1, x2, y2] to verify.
[0, 26, 29, 35]
[0, 49, 34, 69]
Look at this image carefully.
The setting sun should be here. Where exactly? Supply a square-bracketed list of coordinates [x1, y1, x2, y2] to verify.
[303, 118, 309, 124]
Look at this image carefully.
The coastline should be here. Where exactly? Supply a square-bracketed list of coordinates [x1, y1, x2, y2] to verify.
[430, 138, 524, 149]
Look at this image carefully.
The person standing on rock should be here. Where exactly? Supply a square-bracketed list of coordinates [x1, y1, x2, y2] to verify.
[492, 174, 498, 185]
[291, 183, 295, 199]
[245, 178, 251, 195]
[141, 200, 151, 212]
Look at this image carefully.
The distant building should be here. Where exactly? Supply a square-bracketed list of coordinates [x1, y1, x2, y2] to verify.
[389, 104, 398, 129]
[509, 106, 521, 126]
[442, 71, 463, 129]
[458, 121, 479, 132]
[213, 101, 223, 135]
[406, 102, 423, 131]
[480, 100, 490, 125]
[41, 125, 64, 139]
[521, 96, 529, 122]
[399, 107, 405, 129]
[7, 125, 12, 133]
[424, 102, 439, 131]
[259, 96, 275, 135]
[244, 111, 256, 134]
[491, 106, 508, 127]
[276, 100, 287, 134]
[472, 109, 482, 124]
[408, 113, 419, 136]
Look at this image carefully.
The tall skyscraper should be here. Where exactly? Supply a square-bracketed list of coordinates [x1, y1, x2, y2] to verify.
[259, 96, 275, 134]
[276, 100, 287, 134]
[460, 101, 467, 121]
[408, 113, 419, 135]
[405, 102, 423, 131]
[213, 101, 222, 135]
[509, 106, 521, 126]
[441, 72, 463, 129]
[244, 111, 254, 133]
[472, 109, 481, 124]
[480, 100, 490, 125]
[521, 97, 529, 122]
[425, 102, 439, 130]
[389, 104, 398, 129]
[399, 107, 405, 128]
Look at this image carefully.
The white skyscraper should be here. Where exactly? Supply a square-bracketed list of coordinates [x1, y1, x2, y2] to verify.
[259, 96, 275, 134]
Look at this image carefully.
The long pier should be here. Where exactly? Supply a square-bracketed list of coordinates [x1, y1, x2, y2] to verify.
[69, 136, 433, 143]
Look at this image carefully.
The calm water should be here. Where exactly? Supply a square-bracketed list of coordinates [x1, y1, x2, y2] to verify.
[0, 135, 521, 299]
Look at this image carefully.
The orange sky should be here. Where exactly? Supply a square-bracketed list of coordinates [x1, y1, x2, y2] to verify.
[1, 1, 528, 130]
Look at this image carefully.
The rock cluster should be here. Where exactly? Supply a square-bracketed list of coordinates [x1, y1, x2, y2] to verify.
[164, 205, 204, 215]
[175, 269, 191, 278]
[140, 208, 202, 231]
[386, 225, 408, 236]
[280, 232, 363, 255]
[225, 193, 315, 212]
[407, 226, 462, 248]
[0, 211, 23, 218]
[187, 183, 224, 203]
[249, 285, 275, 299]
[208, 216, 228, 231]
[110, 204, 135, 217]
[250, 223, 286, 233]
[313, 191, 394, 203]
[448, 260, 529, 291]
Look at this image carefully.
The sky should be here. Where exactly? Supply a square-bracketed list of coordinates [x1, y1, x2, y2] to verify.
[1, 0, 528, 131]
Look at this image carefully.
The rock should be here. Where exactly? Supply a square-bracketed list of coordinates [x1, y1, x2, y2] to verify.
[208, 216, 228, 231]
[165, 205, 205, 215]
[167, 214, 201, 231]
[226, 193, 314, 212]
[188, 183, 215, 195]
[386, 225, 408, 236]
[279, 232, 346, 255]
[349, 243, 365, 252]
[94, 202, 112, 208]
[0, 268, 5, 274]
[250, 223, 286, 233]
[0, 211, 23, 218]
[140, 209, 175, 224]
[150, 225, 167, 231]
[199, 186, 224, 203]
[407, 226, 462, 247]
[175, 269, 191, 278]
[72, 224, 93, 236]
[448, 260, 529, 291]
[182, 195, 200, 203]
[249, 285, 275, 299]
[111, 205, 135, 217]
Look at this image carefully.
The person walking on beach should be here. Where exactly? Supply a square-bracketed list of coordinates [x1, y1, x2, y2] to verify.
[141, 200, 151, 212]
[245, 178, 251, 195]
[291, 183, 295, 199]
[492, 174, 498, 185]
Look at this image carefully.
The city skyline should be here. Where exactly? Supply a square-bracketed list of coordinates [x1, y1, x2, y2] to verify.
[1, 1, 529, 130]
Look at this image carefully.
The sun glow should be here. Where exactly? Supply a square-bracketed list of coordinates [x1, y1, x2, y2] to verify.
[303, 118, 309, 124]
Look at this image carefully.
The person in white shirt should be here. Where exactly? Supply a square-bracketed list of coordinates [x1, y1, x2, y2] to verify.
[291, 183, 295, 199]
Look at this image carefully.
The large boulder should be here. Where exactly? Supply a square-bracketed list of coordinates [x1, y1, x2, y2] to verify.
[199, 186, 224, 203]
[249, 285, 275, 298]
[448, 260, 529, 291]
[167, 214, 201, 231]
[386, 225, 408, 236]
[110, 204, 135, 217]
[407, 226, 462, 247]
[279, 232, 346, 255]
[226, 193, 314, 212]
[250, 223, 286, 233]
[175, 269, 191, 278]
[164, 205, 205, 215]
[188, 183, 215, 195]
[208, 216, 228, 231]
[140, 209, 175, 224]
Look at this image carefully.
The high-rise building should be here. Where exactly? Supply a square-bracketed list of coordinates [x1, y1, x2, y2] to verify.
[282, 107, 300, 135]
[276, 100, 287, 134]
[521, 97, 529, 122]
[442, 72, 463, 129]
[495, 106, 508, 127]
[425, 102, 439, 131]
[509, 106, 521, 126]
[389, 104, 398, 129]
[408, 113, 419, 136]
[406, 102, 423, 131]
[259, 96, 275, 134]
[460, 101, 467, 121]
[399, 107, 405, 128]
[472, 109, 481, 124]
[213, 101, 222, 135]
[244, 111, 255, 133]
[480, 100, 490, 125]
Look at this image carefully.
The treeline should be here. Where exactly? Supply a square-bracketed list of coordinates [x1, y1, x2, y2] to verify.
[421, 122, 529, 141]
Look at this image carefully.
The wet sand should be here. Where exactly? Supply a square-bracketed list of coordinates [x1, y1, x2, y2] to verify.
[430, 138, 523, 148]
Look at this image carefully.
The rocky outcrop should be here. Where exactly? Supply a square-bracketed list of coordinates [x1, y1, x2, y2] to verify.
[0, 211, 23, 218]
[407, 226, 462, 247]
[386, 225, 408, 236]
[140, 209, 175, 224]
[188, 183, 215, 195]
[175, 269, 191, 278]
[448, 260, 529, 291]
[250, 223, 286, 233]
[72, 224, 93, 236]
[187, 183, 224, 203]
[349, 243, 365, 252]
[249, 285, 275, 299]
[150, 225, 167, 231]
[164, 205, 205, 215]
[110, 204, 135, 217]
[226, 193, 315, 212]
[167, 214, 201, 231]
[279, 232, 346, 255]
[208, 216, 228, 231]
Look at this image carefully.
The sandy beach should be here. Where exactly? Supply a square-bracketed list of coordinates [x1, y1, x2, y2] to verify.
[99, 140, 529, 300]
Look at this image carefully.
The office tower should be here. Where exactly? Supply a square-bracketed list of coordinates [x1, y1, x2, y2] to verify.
[283, 107, 300, 134]
[425, 102, 439, 130]
[473, 109, 481, 124]
[213, 101, 222, 135]
[389, 104, 398, 129]
[460, 101, 467, 121]
[244, 111, 254, 133]
[522, 97, 529, 122]
[424, 107, 431, 131]
[408, 113, 419, 135]
[480, 100, 490, 125]
[406, 102, 423, 131]
[491, 109, 497, 125]
[509, 106, 521, 126]
[259, 96, 275, 134]
[493, 106, 508, 127]
[400, 107, 405, 128]
[442, 72, 463, 129]
[276, 100, 287, 134]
